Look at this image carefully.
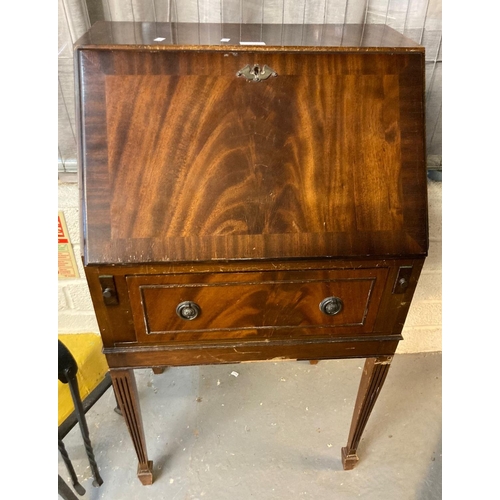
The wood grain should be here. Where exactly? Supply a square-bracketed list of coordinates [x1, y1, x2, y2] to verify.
[126, 268, 388, 341]
[106, 73, 403, 237]
[78, 48, 427, 264]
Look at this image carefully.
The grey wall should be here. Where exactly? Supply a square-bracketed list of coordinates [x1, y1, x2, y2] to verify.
[58, 0, 442, 172]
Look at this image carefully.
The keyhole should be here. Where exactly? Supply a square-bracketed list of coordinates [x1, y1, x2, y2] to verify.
[253, 65, 260, 75]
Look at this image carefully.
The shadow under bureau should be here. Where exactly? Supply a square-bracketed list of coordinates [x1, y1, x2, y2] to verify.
[75, 21, 428, 485]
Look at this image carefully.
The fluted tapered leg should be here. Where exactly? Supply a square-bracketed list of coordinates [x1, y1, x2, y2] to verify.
[110, 369, 153, 485]
[342, 356, 393, 470]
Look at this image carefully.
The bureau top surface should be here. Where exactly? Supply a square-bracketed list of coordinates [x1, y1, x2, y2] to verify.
[75, 21, 423, 52]
[77, 22, 428, 266]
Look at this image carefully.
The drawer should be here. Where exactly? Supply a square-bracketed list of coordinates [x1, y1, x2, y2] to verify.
[127, 268, 389, 343]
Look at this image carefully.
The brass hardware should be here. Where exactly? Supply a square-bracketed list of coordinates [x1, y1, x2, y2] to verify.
[236, 64, 278, 82]
[99, 275, 119, 305]
[392, 266, 413, 294]
[176, 301, 201, 321]
[319, 297, 343, 316]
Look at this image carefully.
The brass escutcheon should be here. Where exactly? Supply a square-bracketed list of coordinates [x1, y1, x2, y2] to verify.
[236, 64, 278, 82]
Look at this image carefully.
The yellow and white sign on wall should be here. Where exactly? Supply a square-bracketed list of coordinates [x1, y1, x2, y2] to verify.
[58, 211, 79, 279]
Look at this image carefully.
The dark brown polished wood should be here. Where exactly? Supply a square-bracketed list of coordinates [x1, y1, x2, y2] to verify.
[110, 369, 153, 485]
[341, 356, 393, 470]
[76, 22, 427, 484]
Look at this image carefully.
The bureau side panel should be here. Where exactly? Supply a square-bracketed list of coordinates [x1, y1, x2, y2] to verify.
[84, 266, 137, 347]
[373, 258, 425, 334]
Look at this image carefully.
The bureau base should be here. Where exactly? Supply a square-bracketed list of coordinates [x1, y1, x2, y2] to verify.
[104, 336, 400, 369]
[109, 349, 396, 484]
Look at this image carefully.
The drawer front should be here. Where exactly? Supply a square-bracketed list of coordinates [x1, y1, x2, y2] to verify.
[127, 268, 389, 342]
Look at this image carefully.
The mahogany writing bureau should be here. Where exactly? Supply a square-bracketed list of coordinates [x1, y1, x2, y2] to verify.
[75, 22, 428, 485]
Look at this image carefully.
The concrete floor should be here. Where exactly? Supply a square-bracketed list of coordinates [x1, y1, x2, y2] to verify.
[58, 352, 441, 499]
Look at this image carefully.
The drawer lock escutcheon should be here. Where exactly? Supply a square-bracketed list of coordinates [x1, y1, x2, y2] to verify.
[176, 301, 201, 321]
[236, 64, 278, 82]
[319, 296, 343, 316]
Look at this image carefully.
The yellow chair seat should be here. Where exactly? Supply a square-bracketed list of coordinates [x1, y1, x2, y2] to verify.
[58, 334, 108, 426]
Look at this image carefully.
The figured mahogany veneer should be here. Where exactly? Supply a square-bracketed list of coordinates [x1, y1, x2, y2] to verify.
[76, 22, 428, 485]
[127, 267, 388, 341]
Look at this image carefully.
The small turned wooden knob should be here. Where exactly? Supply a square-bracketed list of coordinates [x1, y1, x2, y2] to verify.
[398, 278, 409, 290]
[176, 301, 201, 321]
[319, 296, 343, 316]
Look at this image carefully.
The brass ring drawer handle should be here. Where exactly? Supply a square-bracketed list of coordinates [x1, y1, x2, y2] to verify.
[319, 296, 343, 316]
[176, 301, 201, 321]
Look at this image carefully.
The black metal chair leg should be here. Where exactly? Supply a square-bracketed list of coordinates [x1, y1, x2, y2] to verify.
[58, 475, 80, 500]
[58, 439, 86, 496]
[66, 369, 104, 487]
